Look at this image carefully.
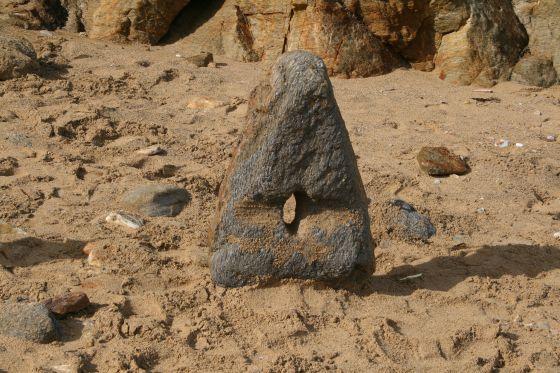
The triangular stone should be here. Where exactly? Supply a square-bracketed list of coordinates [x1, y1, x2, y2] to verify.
[209, 51, 374, 287]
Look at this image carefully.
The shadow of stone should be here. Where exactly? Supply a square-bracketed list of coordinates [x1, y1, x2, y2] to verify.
[333, 244, 560, 296]
[36, 61, 70, 81]
[0, 237, 86, 269]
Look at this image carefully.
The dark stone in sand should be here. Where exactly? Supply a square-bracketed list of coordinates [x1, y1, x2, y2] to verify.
[0, 302, 59, 343]
[209, 51, 374, 287]
[382, 200, 436, 242]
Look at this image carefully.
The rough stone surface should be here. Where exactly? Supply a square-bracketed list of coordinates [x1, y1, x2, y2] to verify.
[0, 157, 18, 176]
[511, 56, 558, 88]
[417, 147, 469, 176]
[513, 0, 560, 78]
[209, 51, 374, 287]
[90, 0, 191, 44]
[171, 0, 402, 78]
[122, 184, 190, 217]
[0, 35, 37, 81]
[357, 0, 435, 71]
[0, 0, 69, 30]
[44, 292, 90, 315]
[186, 52, 213, 67]
[434, 0, 528, 86]
[0, 302, 59, 343]
[380, 200, 436, 242]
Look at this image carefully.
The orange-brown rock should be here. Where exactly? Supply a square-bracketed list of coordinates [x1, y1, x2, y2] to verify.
[172, 0, 402, 78]
[44, 292, 90, 315]
[89, 0, 191, 44]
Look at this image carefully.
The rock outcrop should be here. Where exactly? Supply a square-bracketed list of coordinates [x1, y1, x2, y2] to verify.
[2, 0, 558, 86]
[0, 0, 94, 32]
[511, 56, 558, 88]
[170, 0, 403, 78]
[434, 0, 528, 86]
[513, 0, 560, 83]
[0, 35, 37, 81]
[209, 51, 374, 287]
[89, 0, 191, 44]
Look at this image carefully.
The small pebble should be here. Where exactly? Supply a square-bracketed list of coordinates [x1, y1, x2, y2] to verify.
[136, 145, 164, 156]
[515, 143, 524, 148]
[43, 292, 90, 316]
[495, 139, 510, 148]
[39, 30, 53, 37]
[554, 231, 560, 240]
[545, 134, 557, 142]
[105, 212, 144, 229]
[476, 207, 486, 214]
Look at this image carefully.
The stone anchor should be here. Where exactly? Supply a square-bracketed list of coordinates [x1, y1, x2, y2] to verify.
[209, 51, 374, 287]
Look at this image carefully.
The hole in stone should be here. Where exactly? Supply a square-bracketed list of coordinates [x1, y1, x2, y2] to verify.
[282, 193, 297, 226]
[160, 0, 226, 45]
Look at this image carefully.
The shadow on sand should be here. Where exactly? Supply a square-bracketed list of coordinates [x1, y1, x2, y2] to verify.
[0, 236, 86, 269]
[334, 244, 560, 296]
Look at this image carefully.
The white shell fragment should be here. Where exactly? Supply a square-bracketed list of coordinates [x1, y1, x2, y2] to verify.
[399, 273, 423, 282]
[105, 212, 144, 229]
[136, 145, 164, 156]
[495, 139, 510, 148]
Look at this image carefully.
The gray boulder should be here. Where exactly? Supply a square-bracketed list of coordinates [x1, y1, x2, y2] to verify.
[209, 51, 374, 287]
[0, 302, 59, 343]
[122, 184, 190, 217]
[511, 56, 558, 88]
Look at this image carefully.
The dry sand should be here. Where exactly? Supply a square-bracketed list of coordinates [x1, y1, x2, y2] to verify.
[0, 26, 559, 372]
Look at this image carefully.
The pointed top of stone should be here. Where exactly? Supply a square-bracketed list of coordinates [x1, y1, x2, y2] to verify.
[210, 51, 374, 287]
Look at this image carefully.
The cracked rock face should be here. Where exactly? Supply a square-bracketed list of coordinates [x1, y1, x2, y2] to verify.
[90, 0, 191, 44]
[434, 0, 528, 86]
[209, 51, 374, 287]
[170, 0, 402, 78]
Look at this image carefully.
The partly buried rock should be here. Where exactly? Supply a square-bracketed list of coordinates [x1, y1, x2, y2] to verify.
[186, 52, 214, 67]
[0, 157, 18, 176]
[511, 56, 558, 88]
[122, 184, 190, 217]
[0, 35, 37, 81]
[105, 211, 144, 229]
[378, 200, 436, 242]
[0, 302, 59, 343]
[417, 147, 469, 176]
[44, 292, 90, 316]
[209, 51, 374, 287]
